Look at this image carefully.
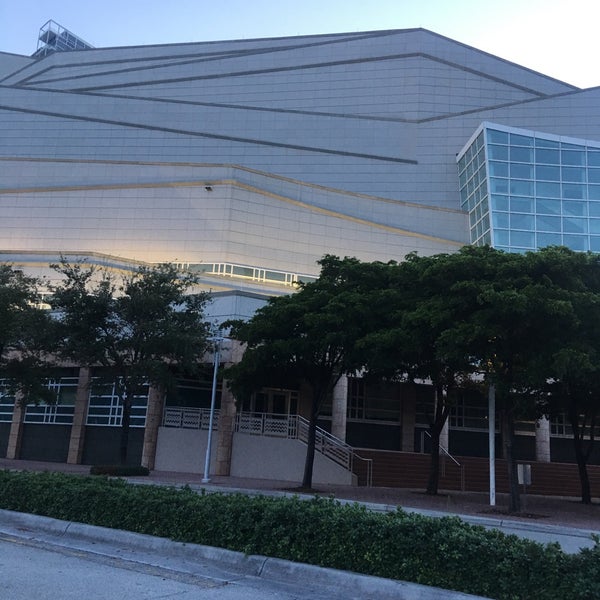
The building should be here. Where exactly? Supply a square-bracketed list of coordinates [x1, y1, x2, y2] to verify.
[1, 25, 600, 482]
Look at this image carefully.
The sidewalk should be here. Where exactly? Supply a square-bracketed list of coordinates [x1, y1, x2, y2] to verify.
[1, 458, 599, 551]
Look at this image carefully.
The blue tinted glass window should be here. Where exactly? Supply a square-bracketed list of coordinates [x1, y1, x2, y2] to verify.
[494, 230, 509, 245]
[491, 195, 509, 211]
[562, 167, 586, 182]
[590, 237, 600, 251]
[536, 215, 561, 232]
[561, 150, 585, 166]
[536, 199, 561, 214]
[510, 133, 534, 147]
[589, 186, 600, 201]
[563, 201, 586, 216]
[563, 235, 588, 251]
[510, 214, 534, 230]
[588, 152, 600, 167]
[488, 145, 509, 160]
[510, 180, 533, 195]
[487, 130, 509, 144]
[489, 161, 509, 177]
[492, 212, 509, 228]
[536, 165, 560, 181]
[511, 197, 534, 213]
[536, 148, 560, 164]
[537, 233, 562, 247]
[535, 138, 559, 149]
[562, 142, 584, 150]
[510, 163, 534, 179]
[589, 202, 600, 217]
[537, 182, 561, 197]
[588, 169, 600, 184]
[563, 184, 585, 199]
[511, 231, 535, 247]
[490, 178, 509, 194]
[563, 217, 588, 234]
[589, 220, 600, 234]
[510, 147, 533, 162]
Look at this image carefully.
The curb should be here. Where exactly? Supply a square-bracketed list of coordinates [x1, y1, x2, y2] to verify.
[0, 508, 489, 600]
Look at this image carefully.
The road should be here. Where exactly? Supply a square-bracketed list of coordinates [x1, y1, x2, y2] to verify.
[0, 532, 352, 600]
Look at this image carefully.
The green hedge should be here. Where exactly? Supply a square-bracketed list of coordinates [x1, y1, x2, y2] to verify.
[0, 470, 597, 600]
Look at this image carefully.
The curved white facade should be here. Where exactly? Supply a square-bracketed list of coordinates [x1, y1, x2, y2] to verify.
[1, 28, 598, 299]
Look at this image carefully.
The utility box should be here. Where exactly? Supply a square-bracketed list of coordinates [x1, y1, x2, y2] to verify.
[517, 464, 532, 486]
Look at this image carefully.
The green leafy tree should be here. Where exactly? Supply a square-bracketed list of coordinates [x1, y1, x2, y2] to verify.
[50, 261, 211, 464]
[528, 247, 600, 504]
[441, 247, 583, 512]
[226, 256, 390, 489]
[0, 264, 55, 403]
[359, 248, 494, 495]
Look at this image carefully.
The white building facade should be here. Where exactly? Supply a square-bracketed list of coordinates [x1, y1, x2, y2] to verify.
[1, 27, 600, 475]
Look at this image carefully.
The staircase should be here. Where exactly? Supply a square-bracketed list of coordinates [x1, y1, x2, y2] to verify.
[235, 412, 373, 486]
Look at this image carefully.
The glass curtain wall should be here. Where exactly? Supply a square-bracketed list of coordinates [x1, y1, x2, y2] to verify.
[458, 123, 600, 253]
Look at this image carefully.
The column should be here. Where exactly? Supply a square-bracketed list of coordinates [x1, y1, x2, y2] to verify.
[439, 418, 450, 454]
[331, 375, 348, 441]
[535, 416, 551, 463]
[6, 395, 25, 460]
[214, 381, 236, 476]
[141, 385, 164, 471]
[67, 367, 91, 465]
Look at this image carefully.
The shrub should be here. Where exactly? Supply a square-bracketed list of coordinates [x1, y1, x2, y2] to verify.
[0, 470, 595, 600]
[89, 465, 150, 476]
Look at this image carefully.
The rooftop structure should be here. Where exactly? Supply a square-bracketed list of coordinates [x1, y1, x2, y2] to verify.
[33, 20, 94, 57]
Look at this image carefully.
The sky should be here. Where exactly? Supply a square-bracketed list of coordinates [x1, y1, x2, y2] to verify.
[1, 0, 599, 88]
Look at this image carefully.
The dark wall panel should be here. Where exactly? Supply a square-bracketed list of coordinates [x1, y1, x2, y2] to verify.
[346, 422, 402, 451]
[20, 424, 71, 462]
[551, 437, 600, 465]
[82, 426, 144, 466]
[0, 422, 10, 457]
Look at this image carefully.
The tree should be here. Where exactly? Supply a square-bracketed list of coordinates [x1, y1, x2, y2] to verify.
[50, 261, 211, 464]
[528, 247, 600, 504]
[226, 256, 390, 489]
[0, 264, 55, 403]
[359, 248, 495, 495]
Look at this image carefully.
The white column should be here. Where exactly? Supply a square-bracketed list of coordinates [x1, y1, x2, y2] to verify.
[439, 417, 449, 453]
[535, 416, 551, 463]
[331, 375, 348, 441]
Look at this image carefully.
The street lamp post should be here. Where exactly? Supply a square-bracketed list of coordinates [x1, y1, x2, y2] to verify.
[202, 333, 223, 484]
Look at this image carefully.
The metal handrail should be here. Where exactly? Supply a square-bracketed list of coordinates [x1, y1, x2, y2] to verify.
[423, 429, 465, 491]
[235, 411, 373, 486]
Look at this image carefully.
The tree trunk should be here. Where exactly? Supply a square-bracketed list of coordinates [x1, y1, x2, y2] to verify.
[119, 396, 131, 465]
[569, 405, 592, 504]
[301, 401, 318, 489]
[426, 427, 441, 495]
[573, 438, 592, 505]
[426, 386, 449, 496]
[502, 407, 521, 513]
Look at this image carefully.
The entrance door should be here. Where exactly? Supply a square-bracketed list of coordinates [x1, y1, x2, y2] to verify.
[248, 389, 298, 415]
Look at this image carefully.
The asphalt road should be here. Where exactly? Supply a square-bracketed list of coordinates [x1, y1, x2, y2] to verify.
[0, 532, 366, 600]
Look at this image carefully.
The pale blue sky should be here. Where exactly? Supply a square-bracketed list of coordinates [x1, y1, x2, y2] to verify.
[2, 0, 599, 88]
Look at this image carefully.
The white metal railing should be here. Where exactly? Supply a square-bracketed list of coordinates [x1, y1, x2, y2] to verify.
[235, 412, 373, 486]
[163, 407, 220, 430]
